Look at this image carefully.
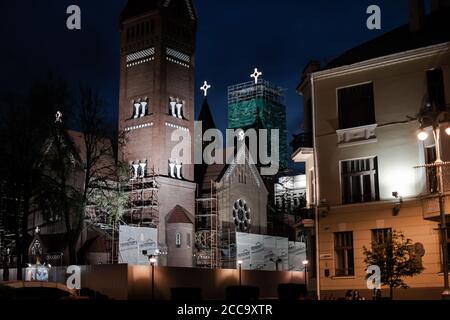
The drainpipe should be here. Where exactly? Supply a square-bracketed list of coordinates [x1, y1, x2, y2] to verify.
[310, 72, 321, 300]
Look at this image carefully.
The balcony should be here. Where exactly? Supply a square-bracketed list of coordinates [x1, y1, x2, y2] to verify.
[420, 164, 450, 221]
[291, 132, 313, 162]
[336, 123, 377, 148]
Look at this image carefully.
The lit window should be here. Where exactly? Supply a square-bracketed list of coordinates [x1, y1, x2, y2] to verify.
[187, 233, 191, 248]
[176, 233, 181, 248]
[341, 157, 379, 204]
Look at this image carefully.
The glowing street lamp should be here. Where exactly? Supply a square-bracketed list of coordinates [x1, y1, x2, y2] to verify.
[416, 101, 450, 299]
[417, 129, 429, 141]
[149, 255, 157, 300]
[302, 260, 309, 288]
[237, 260, 243, 287]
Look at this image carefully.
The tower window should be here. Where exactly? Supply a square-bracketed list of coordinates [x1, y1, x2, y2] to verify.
[169, 160, 183, 179]
[169, 98, 184, 119]
[132, 98, 149, 119]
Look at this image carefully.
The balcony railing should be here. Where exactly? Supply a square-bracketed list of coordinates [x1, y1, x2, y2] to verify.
[420, 163, 450, 220]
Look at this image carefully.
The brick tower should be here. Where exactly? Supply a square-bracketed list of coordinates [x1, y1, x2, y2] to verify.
[118, 0, 197, 267]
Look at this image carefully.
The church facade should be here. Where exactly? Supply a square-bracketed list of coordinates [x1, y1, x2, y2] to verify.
[118, 0, 198, 267]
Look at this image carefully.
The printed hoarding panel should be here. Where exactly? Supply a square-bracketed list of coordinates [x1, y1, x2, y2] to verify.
[119, 225, 158, 265]
[237, 233, 290, 271]
[288, 241, 307, 271]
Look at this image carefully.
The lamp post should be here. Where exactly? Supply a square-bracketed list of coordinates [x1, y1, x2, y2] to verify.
[237, 260, 243, 287]
[149, 255, 157, 300]
[417, 103, 450, 299]
[302, 260, 309, 287]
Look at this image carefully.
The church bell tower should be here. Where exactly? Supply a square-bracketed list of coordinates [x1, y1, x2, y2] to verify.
[118, 0, 197, 267]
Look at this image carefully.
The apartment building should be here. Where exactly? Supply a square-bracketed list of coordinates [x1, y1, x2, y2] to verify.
[292, 2, 450, 299]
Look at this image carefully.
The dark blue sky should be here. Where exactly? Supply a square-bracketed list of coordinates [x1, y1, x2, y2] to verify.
[0, 0, 421, 170]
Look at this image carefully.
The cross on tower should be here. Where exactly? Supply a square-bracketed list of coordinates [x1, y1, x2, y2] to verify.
[200, 81, 211, 97]
[250, 68, 262, 84]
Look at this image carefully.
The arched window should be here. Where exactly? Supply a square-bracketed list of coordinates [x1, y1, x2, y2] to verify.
[176, 233, 181, 248]
[187, 233, 191, 248]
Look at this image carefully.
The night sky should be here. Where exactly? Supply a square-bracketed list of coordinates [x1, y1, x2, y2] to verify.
[0, 0, 423, 171]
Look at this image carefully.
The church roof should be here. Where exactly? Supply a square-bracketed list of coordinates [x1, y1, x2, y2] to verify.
[121, 0, 197, 21]
[323, 8, 450, 70]
[167, 205, 193, 224]
[198, 98, 216, 133]
[195, 98, 218, 189]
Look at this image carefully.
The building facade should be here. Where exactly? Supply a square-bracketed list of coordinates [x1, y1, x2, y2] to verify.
[118, 0, 198, 267]
[293, 3, 450, 299]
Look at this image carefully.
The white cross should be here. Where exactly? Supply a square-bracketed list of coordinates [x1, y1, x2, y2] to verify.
[250, 68, 262, 84]
[35, 226, 40, 234]
[55, 111, 63, 123]
[200, 81, 211, 97]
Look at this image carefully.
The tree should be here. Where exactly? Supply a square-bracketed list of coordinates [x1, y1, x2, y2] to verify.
[87, 162, 129, 263]
[0, 74, 71, 278]
[35, 85, 120, 265]
[363, 230, 424, 299]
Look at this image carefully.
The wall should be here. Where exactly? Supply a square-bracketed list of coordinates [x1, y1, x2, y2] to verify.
[127, 265, 302, 300]
[318, 200, 442, 295]
[1, 264, 306, 300]
[313, 49, 450, 205]
[311, 46, 450, 297]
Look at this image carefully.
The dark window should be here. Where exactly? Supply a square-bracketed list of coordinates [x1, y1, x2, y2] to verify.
[136, 24, 141, 37]
[427, 68, 446, 111]
[341, 157, 379, 204]
[372, 228, 392, 246]
[187, 233, 191, 247]
[338, 83, 375, 129]
[425, 146, 438, 193]
[334, 232, 354, 277]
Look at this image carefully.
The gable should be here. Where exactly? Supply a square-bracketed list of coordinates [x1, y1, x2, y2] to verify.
[221, 147, 264, 189]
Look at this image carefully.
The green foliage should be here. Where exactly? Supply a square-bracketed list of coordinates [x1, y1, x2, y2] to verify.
[363, 230, 424, 296]
[87, 162, 129, 225]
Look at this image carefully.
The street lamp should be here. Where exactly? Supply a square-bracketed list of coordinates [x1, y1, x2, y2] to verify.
[302, 260, 309, 287]
[149, 255, 157, 300]
[237, 260, 243, 287]
[417, 102, 450, 299]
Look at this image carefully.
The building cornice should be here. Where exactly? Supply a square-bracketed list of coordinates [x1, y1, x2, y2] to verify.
[313, 42, 450, 80]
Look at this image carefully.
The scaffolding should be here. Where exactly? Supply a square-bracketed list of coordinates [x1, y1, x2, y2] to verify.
[195, 180, 219, 268]
[228, 79, 285, 105]
[123, 166, 160, 228]
[227, 79, 288, 170]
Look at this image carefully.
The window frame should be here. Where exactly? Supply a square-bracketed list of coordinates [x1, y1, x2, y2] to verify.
[334, 231, 355, 277]
[339, 156, 380, 205]
[175, 232, 181, 248]
[336, 81, 376, 130]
